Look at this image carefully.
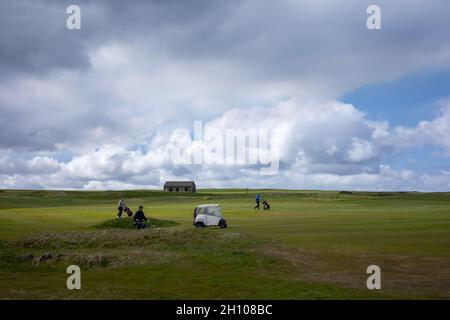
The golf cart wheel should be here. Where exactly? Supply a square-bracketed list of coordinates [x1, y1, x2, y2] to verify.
[195, 222, 206, 228]
[219, 220, 227, 229]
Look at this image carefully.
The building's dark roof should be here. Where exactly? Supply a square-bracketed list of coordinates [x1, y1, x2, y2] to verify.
[164, 181, 196, 187]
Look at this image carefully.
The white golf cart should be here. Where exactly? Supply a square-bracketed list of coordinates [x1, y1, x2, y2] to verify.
[193, 204, 227, 228]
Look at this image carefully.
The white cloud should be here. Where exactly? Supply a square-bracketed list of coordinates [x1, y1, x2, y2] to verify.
[0, 154, 60, 175]
[375, 101, 450, 153]
[1, 94, 450, 191]
[347, 138, 379, 162]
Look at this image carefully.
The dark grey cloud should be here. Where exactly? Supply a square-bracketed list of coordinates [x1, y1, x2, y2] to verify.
[2, 0, 450, 88]
[0, 0, 91, 77]
[1, 0, 448, 80]
[0, 0, 233, 78]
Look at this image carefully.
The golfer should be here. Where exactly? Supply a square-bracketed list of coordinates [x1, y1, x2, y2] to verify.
[133, 205, 149, 229]
[254, 193, 261, 210]
[117, 198, 126, 218]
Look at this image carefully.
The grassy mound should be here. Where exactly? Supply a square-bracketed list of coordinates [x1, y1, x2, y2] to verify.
[93, 217, 179, 230]
[10, 229, 245, 250]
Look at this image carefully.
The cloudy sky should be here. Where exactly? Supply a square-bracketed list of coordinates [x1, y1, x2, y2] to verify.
[1, 0, 450, 191]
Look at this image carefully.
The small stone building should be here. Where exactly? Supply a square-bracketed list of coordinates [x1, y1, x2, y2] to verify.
[163, 181, 196, 193]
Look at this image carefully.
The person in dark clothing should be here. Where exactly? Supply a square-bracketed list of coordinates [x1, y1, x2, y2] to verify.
[133, 205, 149, 229]
[254, 193, 261, 210]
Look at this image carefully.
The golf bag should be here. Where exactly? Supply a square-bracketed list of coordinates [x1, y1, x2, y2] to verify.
[133, 220, 147, 229]
[124, 206, 133, 217]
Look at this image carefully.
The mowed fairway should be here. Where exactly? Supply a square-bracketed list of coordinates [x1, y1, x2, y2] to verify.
[0, 189, 449, 299]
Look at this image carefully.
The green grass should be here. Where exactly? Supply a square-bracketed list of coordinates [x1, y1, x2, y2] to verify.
[0, 189, 449, 299]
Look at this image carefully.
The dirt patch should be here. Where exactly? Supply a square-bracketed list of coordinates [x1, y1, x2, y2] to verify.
[260, 242, 450, 299]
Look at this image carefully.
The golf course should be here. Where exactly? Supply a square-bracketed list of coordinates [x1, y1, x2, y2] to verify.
[0, 189, 449, 299]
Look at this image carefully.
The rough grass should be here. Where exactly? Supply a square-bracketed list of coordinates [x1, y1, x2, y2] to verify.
[93, 217, 179, 230]
[10, 228, 237, 249]
[1, 228, 393, 299]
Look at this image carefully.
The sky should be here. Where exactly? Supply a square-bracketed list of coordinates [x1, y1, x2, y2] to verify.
[0, 0, 450, 191]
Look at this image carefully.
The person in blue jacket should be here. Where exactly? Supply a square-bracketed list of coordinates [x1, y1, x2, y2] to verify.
[254, 193, 261, 210]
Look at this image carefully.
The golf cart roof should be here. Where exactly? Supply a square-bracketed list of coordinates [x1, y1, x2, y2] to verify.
[197, 204, 220, 208]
